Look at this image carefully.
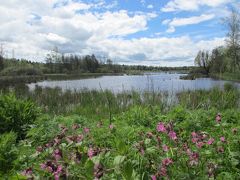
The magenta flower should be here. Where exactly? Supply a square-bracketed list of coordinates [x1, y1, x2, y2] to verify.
[168, 131, 177, 140]
[109, 124, 114, 129]
[162, 158, 173, 167]
[88, 148, 94, 159]
[84, 127, 90, 134]
[207, 138, 215, 145]
[192, 137, 198, 143]
[160, 167, 167, 176]
[189, 152, 199, 166]
[162, 144, 169, 152]
[151, 175, 157, 180]
[215, 113, 221, 123]
[191, 132, 197, 137]
[157, 122, 166, 133]
[220, 136, 225, 142]
[22, 168, 33, 176]
[196, 142, 204, 149]
[40, 163, 47, 170]
[53, 149, 62, 161]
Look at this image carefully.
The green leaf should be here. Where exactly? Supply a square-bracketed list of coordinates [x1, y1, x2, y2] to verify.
[113, 155, 125, 166]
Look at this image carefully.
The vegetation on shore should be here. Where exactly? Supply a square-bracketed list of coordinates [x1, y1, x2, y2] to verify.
[0, 84, 239, 179]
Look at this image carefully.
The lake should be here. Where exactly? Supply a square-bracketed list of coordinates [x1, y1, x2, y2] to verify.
[28, 72, 240, 93]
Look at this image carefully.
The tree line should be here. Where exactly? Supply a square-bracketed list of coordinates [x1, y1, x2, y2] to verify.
[194, 8, 240, 75]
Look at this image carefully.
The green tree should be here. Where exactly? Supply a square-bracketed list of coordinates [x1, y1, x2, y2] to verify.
[224, 8, 240, 72]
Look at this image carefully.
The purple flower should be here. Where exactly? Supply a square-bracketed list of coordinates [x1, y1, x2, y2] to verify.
[207, 138, 214, 145]
[84, 127, 90, 134]
[157, 122, 166, 133]
[162, 158, 173, 167]
[109, 124, 114, 129]
[88, 148, 94, 159]
[168, 131, 177, 140]
[220, 136, 225, 142]
[151, 175, 157, 180]
[215, 113, 221, 123]
[162, 144, 169, 152]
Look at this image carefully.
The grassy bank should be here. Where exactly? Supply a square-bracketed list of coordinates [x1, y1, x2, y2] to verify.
[0, 85, 239, 179]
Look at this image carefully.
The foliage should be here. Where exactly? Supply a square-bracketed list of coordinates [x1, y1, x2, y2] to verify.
[0, 132, 17, 176]
[0, 93, 39, 140]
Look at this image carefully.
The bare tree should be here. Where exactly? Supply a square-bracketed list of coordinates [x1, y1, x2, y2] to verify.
[194, 50, 211, 75]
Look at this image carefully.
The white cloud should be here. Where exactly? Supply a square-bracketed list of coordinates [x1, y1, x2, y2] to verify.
[161, 0, 231, 12]
[164, 14, 215, 33]
[0, 0, 226, 66]
[147, 4, 154, 9]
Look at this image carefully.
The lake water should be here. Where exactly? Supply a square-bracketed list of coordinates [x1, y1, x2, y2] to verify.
[28, 72, 240, 93]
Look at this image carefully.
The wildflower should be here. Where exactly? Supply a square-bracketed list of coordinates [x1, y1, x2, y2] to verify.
[191, 132, 197, 137]
[54, 165, 63, 180]
[162, 158, 173, 167]
[22, 167, 33, 176]
[40, 163, 47, 170]
[109, 124, 114, 129]
[215, 113, 221, 123]
[46, 166, 53, 173]
[220, 136, 225, 143]
[151, 175, 157, 180]
[207, 138, 214, 145]
[157, 122, 166, 133]
[159, 167, 167, 176]
[162, 144, 169, 152]
[196, 142, 204, 149]
[88, 148, 94, 159]
[189, 152, 199, 166]
[192, 137, 198, 143]
[84, 127, 90, 134]
[168, 131, 177, 140]
[53, 149, 62, 161]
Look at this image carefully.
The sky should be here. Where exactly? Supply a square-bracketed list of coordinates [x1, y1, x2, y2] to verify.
[0, 0, 239, 66]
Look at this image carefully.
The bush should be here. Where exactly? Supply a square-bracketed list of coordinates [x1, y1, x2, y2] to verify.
[0, 94, 39, 140]
[0, 132, 17, 175]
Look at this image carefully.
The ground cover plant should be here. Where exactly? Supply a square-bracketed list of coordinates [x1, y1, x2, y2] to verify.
[0, 85, 239, 179]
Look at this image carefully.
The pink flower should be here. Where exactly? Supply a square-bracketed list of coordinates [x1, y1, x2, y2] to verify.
[207, 138, 214, 145]
[157, 122, 166, 133]
[192, 137, 198, 143]
[168, 131, 177, 140]
[46, 166, 53, 173]
[53, 149, 62, 161]
[151, 175, 157, 180]
[191, 132, 197, 137]
[22, 168, 33, 176]
[160, 167, 167, 176]
[109, 124, 114, 129]
[88, 148, 94, 159]
[84, 127, 90, 134]
[220, 136, 225, 142]
[196, 142, 204, 149]
[40, 163, 47, 170]
[162, 158, 173, 167]
[189, 152, 199, 166]
[162, 145, 169, 152]
[215, 113, 221, 123]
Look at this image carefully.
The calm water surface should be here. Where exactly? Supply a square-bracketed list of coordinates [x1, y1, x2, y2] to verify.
[28, 72, 240, 93]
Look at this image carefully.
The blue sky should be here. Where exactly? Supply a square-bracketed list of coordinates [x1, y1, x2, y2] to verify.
[0, 0, 239, 66]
